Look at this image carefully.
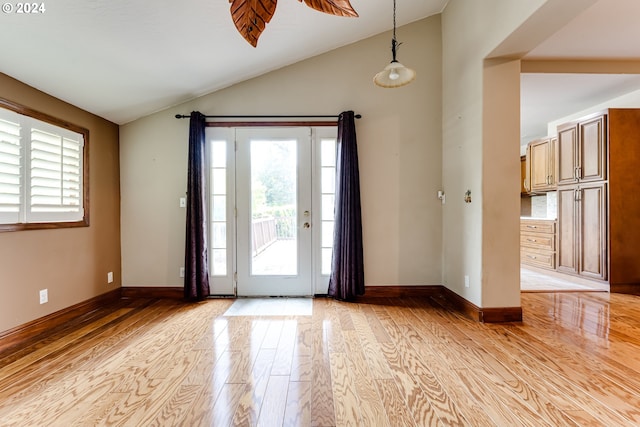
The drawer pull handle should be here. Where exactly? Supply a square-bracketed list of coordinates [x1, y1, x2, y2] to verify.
[526, 238, 536, 242]
[527, 255, 537, 259]
[526, 225, 537, 228]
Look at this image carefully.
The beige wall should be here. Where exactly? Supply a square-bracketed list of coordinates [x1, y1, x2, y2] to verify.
[441, 0, 600, 308]
[120, 17, 443, 290]
[441, 0, 543, 307]
[0, 73, 121, 333]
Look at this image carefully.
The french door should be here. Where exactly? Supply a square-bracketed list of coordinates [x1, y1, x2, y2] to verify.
[236, 128, 312, 296]
[206, 126, 336, 297]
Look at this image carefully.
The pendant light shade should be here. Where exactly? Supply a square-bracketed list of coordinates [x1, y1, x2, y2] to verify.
[373, 60, 416, 88]
[374, 0, 415, 88]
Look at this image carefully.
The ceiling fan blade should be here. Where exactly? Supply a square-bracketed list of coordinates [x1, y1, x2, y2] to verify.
[229, 0, 278, 47]
[299, 0, 359, 17]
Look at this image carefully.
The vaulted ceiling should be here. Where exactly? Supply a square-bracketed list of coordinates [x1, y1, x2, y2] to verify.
[0, 0, 447, 124]
[1, 0, 640, 140]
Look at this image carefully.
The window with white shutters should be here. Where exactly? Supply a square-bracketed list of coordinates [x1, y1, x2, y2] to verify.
[0, 114, 22, 224]
[0, 99, 88, 231]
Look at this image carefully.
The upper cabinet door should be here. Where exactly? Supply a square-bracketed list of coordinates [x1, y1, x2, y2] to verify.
[557, 124, 578, 185]
[530, 139, 550, 192]
[578, 114, 607, 183]
[557, 113, 608, 186]
[529, 137, 557, 192]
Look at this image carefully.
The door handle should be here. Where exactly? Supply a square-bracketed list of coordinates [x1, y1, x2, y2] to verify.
[303, 222, 310, 228]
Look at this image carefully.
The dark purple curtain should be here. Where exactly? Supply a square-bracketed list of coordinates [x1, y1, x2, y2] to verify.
[328, 111, 365, 301]
[184, 111, 211, 300]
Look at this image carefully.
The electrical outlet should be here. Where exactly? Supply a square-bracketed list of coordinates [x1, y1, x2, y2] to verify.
[464, 275, 470, 288]
[179, 267, 185, 278]
[39, 289, 48, 304]
[107, 271, 114, 284]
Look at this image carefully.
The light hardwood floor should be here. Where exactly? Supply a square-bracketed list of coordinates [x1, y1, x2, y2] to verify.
[520, 268, 610, 292]
[1, 292, 640, 426]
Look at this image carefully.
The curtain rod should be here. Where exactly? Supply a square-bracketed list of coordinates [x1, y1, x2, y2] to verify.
[174, 114, 362, 119]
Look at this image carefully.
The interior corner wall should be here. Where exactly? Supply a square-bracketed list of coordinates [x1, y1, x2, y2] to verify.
[119, 17, 443, 290]
[0, 73, 121, 333]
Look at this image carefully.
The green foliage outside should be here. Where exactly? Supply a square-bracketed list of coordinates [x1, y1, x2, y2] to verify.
[251, 140, 297, 239]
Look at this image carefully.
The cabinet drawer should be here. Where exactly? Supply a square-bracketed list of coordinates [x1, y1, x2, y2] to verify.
[520, 232, 555, 251]
[521, 249, 556, 270]
[520, 220, 555, 234]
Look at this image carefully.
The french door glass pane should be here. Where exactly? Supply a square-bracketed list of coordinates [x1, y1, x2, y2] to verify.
[212, 169, 226, 194]
[250, 139, 297, 276]
[210, 140, 227, 276]
[211, 249, 227, 276]
[212, 223, 226, 247]
[320, 138, 336, 275]
[212, 141, 226, 167]
[212, 196, 226, 221]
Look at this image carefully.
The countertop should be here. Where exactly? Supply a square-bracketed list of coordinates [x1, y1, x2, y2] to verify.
[520, 216, 556, 221]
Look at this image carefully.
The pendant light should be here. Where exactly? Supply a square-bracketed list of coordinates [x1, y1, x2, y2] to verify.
[373, 0, 416, 88]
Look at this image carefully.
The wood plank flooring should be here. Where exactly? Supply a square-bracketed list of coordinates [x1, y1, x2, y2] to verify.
[521, 268, 610, 292]
[1, 292, 640, 426]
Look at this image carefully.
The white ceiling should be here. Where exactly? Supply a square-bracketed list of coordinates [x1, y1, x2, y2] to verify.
[0, 0, 447, 125]
[1, 0, 640, 137]
[521, 0, 640, 143]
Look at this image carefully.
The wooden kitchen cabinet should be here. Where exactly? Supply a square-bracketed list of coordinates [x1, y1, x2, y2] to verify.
[520, 155, 528, 194]
[557, 125, 577, 185]
[554, 109, 640, 292]
[557, 113, 607, 185]
[529, 137, 557, 192]
[556, 183, 607, 281]
[521, 219, 556, 270]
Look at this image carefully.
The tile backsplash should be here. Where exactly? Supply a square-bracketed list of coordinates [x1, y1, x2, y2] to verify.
[530, 192, 557, 219]
[546, 191, 557, 219]
[531, 195, 547, 217]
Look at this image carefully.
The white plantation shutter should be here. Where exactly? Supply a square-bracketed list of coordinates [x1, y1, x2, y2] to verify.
[0, 104, 85, 226]
[0, 115, 22, 223]
[28, 126, 83, 221]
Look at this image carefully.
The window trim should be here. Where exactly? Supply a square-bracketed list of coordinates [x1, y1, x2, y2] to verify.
[0, 97, 90, 232]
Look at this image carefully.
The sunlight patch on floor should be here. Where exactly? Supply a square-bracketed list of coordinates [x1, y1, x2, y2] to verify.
[223, 297, 313, 316]
[521, 268, 609, 292]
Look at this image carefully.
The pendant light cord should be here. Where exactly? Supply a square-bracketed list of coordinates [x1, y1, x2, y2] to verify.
[391, 0, 399, 62]
[393, 0, 397, 41]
